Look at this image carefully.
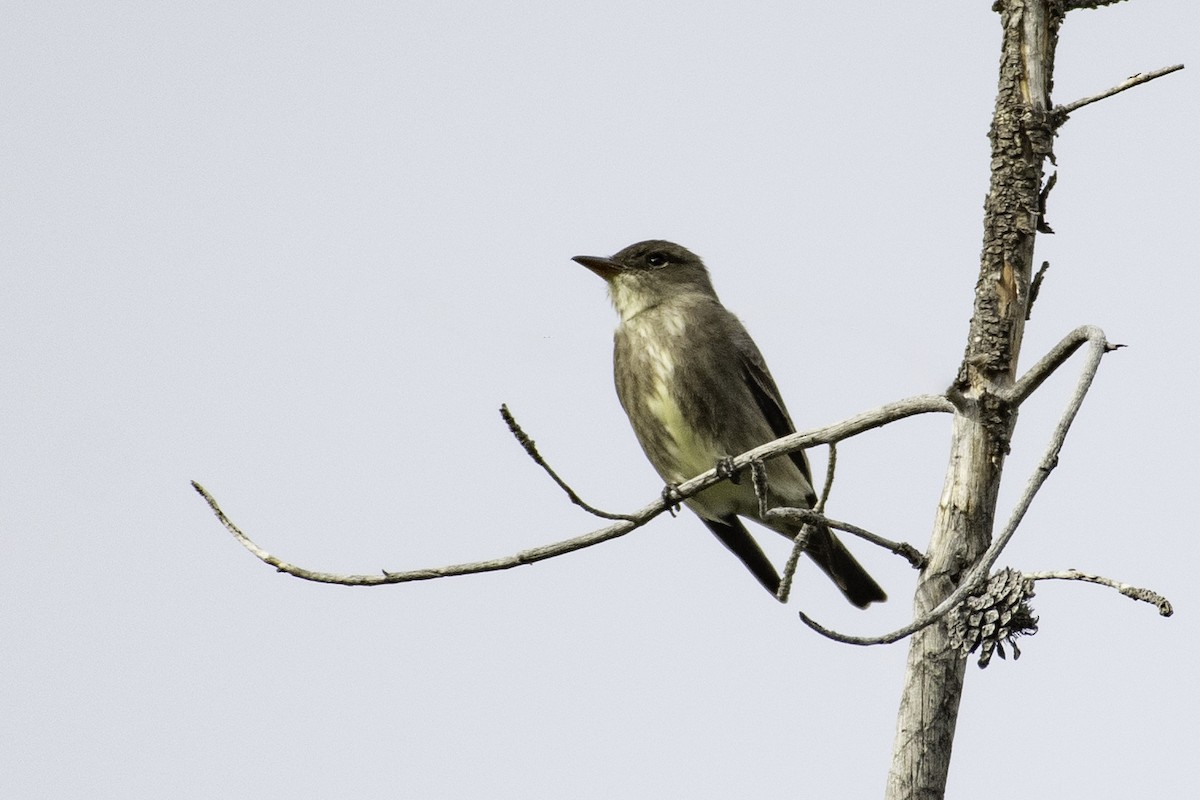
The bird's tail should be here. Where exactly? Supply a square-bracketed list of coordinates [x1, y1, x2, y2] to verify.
[805, 524, 887, 609]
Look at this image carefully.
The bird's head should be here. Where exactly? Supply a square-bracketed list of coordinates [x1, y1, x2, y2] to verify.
[573, 240, 718, 321]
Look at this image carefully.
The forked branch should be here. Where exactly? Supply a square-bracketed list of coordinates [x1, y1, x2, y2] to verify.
[193, 394, 952, 587]
[797, 327, 1165, 645]
[192, 393, 950, 587]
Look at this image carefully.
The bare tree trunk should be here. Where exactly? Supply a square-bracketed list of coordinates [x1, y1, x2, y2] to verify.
[885, 3, 1061, 797]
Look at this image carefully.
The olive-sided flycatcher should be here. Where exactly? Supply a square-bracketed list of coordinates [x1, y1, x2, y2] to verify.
[573, 240, 885, 608]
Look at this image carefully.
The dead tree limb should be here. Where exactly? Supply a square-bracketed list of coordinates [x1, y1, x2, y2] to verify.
[192, 394, 950, 586]
[885, 3, 1180, 797]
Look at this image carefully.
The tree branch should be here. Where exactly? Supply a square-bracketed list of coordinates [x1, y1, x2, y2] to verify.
[776, 444, 840, 603]
[776, 525, 812, 605]
[1006, 324, 1110, 406]
[800, 326, 1112, 646]
[1055, 64, 1184, 117]
[500, 404, 637, 522]
[193, 394, 954, 586]
[816, 441, 837, 512]
[191, 479, 644, 586]
[766, 507, 925, 569]
[1027, 569, 1174, 616]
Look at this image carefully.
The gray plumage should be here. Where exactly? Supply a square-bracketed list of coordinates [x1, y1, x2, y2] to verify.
[574, 240, 886, 607]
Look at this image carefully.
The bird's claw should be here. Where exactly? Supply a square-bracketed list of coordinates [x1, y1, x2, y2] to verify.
[715, 456, 741, 484]
[662, 483, 683, 516]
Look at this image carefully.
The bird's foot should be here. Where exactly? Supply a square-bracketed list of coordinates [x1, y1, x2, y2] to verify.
[662, 483, 683, 516]
[715, 456, 741, 484]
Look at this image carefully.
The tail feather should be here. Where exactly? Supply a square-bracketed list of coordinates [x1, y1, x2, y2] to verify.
[804, 524, 887, 609]
[699, 515, 886, 608]
[699, 516, 782, 599]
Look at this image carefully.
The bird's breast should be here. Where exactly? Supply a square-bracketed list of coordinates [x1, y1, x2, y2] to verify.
[620, 309, 719, 484]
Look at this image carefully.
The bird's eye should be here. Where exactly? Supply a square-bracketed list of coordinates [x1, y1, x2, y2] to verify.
[645, 252, 668, 268]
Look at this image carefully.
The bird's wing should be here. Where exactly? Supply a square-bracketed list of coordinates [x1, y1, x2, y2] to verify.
[731, 326, 816, 486]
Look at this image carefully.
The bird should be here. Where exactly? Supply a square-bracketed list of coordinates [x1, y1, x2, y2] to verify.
[573, 240, 886, 608]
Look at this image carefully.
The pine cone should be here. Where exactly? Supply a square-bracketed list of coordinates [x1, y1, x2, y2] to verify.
[948, 567, 1039, 668]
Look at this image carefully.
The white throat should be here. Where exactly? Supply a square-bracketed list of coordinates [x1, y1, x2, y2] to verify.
[607, 278, 656, 323]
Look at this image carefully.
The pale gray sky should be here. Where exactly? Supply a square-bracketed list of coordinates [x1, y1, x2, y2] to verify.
[2, 2, 1196, 798]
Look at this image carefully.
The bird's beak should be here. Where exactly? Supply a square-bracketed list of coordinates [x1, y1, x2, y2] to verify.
[572, 254, 622, 280]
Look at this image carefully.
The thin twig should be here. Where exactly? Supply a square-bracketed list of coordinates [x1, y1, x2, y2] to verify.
[750, 459, 770, 520]
[1055, 64, 1184, 116]
[798, 328, 1110, 644]
[500, 404, 637, 522]
[816, 442, 836, 513]
[796, 611, 883, 645]
[1027, 569, 1173, 616]
[194, 393, 955, 586]
[766, 507, 925, 569]
[777, 443, 842, 603]
[777, 527, 811, 605]
[192, 479, 648, 586]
